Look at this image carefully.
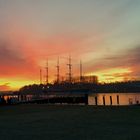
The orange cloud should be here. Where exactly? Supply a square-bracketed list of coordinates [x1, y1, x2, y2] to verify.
[86, 68, 132, 83]
[1, 21, 140, 90]
[0, 83, 11, 91]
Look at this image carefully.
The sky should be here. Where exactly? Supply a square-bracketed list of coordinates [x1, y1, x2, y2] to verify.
[0, 0, 140, 90]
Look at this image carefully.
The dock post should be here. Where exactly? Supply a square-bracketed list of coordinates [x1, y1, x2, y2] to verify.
[117, 95, 119, 105]
[110, 96, 112, 105]
[103, 96, 105, 106]
[95, 96, 98, 105]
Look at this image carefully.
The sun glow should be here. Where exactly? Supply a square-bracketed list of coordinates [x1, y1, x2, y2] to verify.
[0, 78, 39, 91]
[86, 68, 132, 83]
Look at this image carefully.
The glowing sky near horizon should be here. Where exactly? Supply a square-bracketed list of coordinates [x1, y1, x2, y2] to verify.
[0, 0, 140, 90]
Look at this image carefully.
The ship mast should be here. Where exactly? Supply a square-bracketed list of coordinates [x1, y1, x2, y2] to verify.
[80, 60, 83, 82]
[45, 60, 49, 85]
[56, 57, 60, 83]
[40, 68, 42, 84]
[67, 55, 72, 83]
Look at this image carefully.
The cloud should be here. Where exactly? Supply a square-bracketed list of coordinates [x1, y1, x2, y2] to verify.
[86, 45, 140, 80]
[0, 40, 38, 79]
[0, 41, 24, 66]
[0, 83, 11, 91]
[0, 29, 102, 82]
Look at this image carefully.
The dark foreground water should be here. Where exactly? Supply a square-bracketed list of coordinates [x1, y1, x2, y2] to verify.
[0, 105, 140, 140]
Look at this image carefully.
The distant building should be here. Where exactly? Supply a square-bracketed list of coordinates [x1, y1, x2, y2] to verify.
[72, 75, 98, 84]
[82, 75, 98, 84]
